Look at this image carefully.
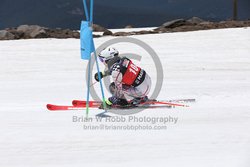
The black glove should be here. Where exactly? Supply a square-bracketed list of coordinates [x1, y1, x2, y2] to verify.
[94, 72, 104, 82]
[99, 99, 112, 109]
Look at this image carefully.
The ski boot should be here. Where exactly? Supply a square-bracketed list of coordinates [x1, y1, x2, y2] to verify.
[99, 96, 129, 109]
[130, 96, 149, 106]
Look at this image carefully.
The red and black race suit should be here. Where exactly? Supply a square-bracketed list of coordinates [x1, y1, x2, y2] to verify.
[110, 57, 146, 87]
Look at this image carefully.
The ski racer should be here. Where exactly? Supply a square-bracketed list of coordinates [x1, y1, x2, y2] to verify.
[94, 47, 151, 108]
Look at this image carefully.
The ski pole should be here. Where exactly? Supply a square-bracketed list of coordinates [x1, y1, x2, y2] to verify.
[154, 101, 189, 107]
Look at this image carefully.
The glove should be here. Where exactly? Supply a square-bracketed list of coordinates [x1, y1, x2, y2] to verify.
[99, 98, 113, 109]
[94, 72, 104, 82]
[99, 97, 129, 109]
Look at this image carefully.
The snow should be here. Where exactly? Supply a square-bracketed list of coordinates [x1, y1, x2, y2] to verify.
[0, 28, 250, 167]
[93, 27, 156, 35]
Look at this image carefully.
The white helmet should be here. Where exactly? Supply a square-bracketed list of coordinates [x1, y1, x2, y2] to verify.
[98, 47, 119, 63]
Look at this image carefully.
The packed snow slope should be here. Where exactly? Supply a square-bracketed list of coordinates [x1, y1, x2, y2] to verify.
[0, 28, 250, 167]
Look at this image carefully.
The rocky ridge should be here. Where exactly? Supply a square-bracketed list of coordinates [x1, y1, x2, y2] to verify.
[1, 17, 250, 40]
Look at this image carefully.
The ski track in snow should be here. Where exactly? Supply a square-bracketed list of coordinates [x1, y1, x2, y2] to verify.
[0, 28, 250, 167]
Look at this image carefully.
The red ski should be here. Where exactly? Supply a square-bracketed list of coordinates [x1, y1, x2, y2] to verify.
[72, 99, 192, 107]
[72, 100, 102, 107]
[46, 104, 98, 111]
[47, 99, 193, 111]
[47, 101, 101, 111]
[47, 103, 172, 111]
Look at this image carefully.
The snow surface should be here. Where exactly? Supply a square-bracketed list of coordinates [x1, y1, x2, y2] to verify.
[93, 27, 156, 35]
[0, 28, 250, 167]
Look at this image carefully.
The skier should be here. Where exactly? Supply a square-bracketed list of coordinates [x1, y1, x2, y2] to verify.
[94, 47, 151, 108]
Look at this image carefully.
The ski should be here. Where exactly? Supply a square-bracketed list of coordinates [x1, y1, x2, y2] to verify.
[72, 98, 195, 107]
[47, 100, 190, 111]
[72, 100, 102, 107]
[47, 98, 194, 111]
[47, 103, 173, 111]
[46, 103, 99, 111]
